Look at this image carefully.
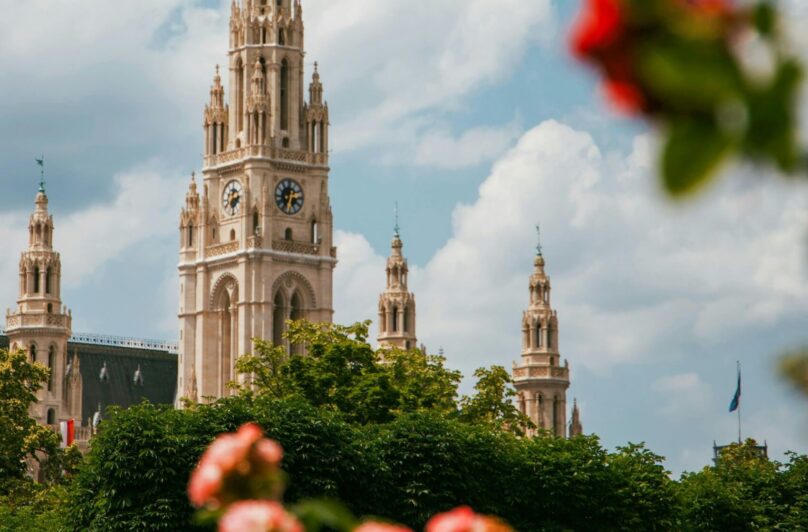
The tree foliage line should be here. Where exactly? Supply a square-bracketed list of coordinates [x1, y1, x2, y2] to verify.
[2, 322, 808, 531]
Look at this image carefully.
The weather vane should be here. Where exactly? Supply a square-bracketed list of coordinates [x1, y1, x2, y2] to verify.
[394, 201, 400, 238]
[35, 155, 45, 193]
[536, 223, 543, 256]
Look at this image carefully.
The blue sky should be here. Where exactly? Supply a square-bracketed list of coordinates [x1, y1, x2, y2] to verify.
[1, 0, 807, 475]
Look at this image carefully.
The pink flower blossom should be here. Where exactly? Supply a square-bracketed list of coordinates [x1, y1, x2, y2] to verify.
[354, 522, 413, 532]
[188, 423, 284, 508]
[255, 438, 284, 467]
[188, 463, 223, 508]
[425, 506, 512, 532]
[219, 501, 303, 532]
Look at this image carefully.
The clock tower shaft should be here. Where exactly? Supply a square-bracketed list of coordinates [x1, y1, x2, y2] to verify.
[177, 0, 335, 404]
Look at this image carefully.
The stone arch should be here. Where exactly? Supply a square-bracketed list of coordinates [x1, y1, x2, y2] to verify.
[209, 273, 239, 309]
[271, 271, 316, 310]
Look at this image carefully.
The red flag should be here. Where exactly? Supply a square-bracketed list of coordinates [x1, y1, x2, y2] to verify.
[67, 419, 75, 447]
[60, 419, 75, 448]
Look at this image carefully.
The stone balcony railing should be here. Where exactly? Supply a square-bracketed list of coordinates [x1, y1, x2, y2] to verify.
[512, 365, 570, 381]
[47, 423, 93, 443]
[5, 312, 71, 330]
[204, 146, 328, 168]
[273, 239, 319, 256]
[206, 241, 239, 258]
[204, 238, 336, 259]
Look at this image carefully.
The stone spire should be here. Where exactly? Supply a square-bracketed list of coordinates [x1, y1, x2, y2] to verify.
[204, 65, 229, 156]
[305, 62, 329, 154]
[512, 228, 571, 437]
[5, 174, 74, 425]
[377, 206, 417, 350]
[569, 398, 583, 437]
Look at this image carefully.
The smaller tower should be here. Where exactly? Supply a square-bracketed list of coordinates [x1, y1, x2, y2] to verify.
[569, 398, 583, 437]
[512, 226, 571, 437]
[204, 66, 229, 157]
[304, 63, 329, 157]
[5, 165, 73, 426]
[378, 206, 417, 350]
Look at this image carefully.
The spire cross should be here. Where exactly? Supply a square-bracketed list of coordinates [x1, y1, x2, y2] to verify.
[394, 202, 400, 238]
[535, 223, 543, 256]
[35, 155, 45, 193]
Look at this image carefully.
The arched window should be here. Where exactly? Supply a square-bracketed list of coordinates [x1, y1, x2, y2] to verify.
[47, 303, 52, 314]
[253, 211, 260, 235]
[290, 292, 303, 355]
[536, 325, 542, 348]
[310, 220, 318, 243]
[261, 27, 267, 44]
[188, 225, 194, 247]
[278, 28, 286, 45]
[552, 396, 560, 436]
[46, 408, 55, 425]
[392, 306, 399, 332]
[46, 267, 52, 294]
[236, 58, 245, 133]
[273, 292, 285, 347]
[280, 59, 289, 130]
[220, 292, 232, 394]
[285, 228, 292, 241]
[537, 394, 545, 428]
[47, 346, 55, 391]
[33, 266, 40, 293]
[403, 306, 409, 333]
[212, 227, 217, 242]
[30, 344, 37, 363]
[230, 229, 236, 241]
[547, 329, 553, 349]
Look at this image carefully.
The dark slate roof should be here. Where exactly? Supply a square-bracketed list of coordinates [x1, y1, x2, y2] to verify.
[1, 335, 177, 424]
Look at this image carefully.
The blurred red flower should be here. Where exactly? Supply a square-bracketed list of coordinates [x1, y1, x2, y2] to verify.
[219, 500, 303, 532]
[425, 506, 513, 532]
[188, 423, 284, 509]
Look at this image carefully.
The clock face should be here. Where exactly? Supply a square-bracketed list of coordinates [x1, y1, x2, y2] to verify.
[222, 180, 243, 216]
[275, 178, 304, 215]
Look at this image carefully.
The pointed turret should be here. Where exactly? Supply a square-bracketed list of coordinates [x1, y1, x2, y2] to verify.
[305, 62, 329, 155]
[5, 166, 72, 426]
[569, 399, 583, 437]
[512, 226, 571, 437]
[204, 66, 229, 156]
[378, 205, 417, 350]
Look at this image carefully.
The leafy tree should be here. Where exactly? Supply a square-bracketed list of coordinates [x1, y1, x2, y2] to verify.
[459, 365, 534, 435]
[0, 347, 61, 486]
[235, 320, 463, 425]
[677, 439, 786, 531]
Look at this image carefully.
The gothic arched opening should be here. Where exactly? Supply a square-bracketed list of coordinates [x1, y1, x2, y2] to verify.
[273, 292, 285, 348]
[280, 59, 289, 130]
[47, 346, 55, 392]
[46, 408, 55, 425]
[290, 291, 303, 355]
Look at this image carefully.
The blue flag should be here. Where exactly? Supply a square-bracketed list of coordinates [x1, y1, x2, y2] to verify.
[729, 369, 741, 413]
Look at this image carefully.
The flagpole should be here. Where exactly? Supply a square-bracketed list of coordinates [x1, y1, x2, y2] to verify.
[737, 361, 742, 444]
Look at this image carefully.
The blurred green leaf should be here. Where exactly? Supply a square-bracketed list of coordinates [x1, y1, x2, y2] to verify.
[662, 119, 734, 196]
[290, 498, 357, 532]
[779, 349, 808, 397]
[639, 37, 743, 112]
[753, 4, 777, 37]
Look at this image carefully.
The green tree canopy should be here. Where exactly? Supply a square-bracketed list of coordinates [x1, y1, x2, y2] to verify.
[0, 347, 60, 486]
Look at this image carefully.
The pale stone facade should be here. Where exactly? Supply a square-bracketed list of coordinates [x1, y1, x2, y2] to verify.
[177, 0, 336, 403]
[512, 238, 582, 438]
[5, 186, 81, 426]
[377, 224, 417, 350]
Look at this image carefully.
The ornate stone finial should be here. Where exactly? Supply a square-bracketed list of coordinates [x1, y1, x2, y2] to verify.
[535, 223, 543, 257]
[394, 201, 400, 238]
[35, 155, 45, 193]
[314, 61, 319, 74]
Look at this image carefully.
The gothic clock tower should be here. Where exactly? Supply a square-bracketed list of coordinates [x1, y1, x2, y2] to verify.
[177, 0, 335, 403]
